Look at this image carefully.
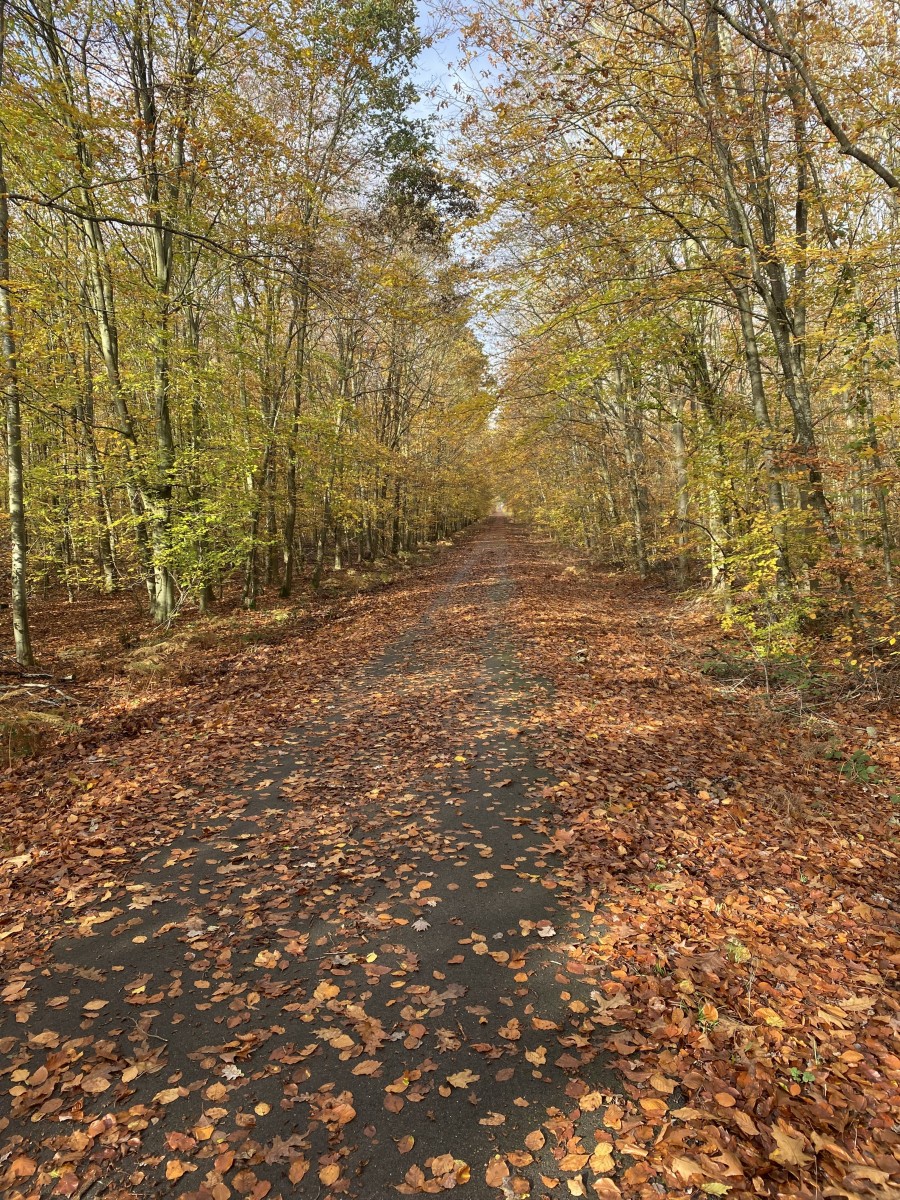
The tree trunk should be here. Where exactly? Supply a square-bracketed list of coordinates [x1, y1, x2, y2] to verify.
[673, 397, 690, 587]
[0, 9, 34, 666]
[78, 321, 116, 592]
[0, 139, 34, 666]
[281, 268, 311, 597]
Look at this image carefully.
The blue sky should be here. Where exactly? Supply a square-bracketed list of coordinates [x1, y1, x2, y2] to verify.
[411, 1, 464, 119]
[409, 1, 503, 367]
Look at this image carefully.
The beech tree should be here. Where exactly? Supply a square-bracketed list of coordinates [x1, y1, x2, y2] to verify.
[0, 0, 491, 649]
[461, 0, 900, 658]
[0, 0, 31, 663]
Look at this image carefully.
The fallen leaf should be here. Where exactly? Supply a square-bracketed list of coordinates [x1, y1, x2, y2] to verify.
[486, 1157, 510, 1188]
[670, 1157, 704, 1183]
[589, 1146, 614, 1174]
[769, 1122, 812, 1168]
[638, 1097, 667, 1118]
[288, 1158, 309, 1184]
[447, 1069, 479, 1089]
[8, 1157, 36, 1180]
[165, 1160, 195, 1181]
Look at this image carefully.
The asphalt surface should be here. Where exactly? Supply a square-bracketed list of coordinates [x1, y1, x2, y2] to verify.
[1, 522, 617, 1198]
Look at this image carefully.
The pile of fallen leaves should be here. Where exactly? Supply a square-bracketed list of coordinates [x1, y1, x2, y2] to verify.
[507, 539, 900, 1199]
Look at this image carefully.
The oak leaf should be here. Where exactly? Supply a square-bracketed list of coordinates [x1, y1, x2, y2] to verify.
[769, 1122, 812, 1168]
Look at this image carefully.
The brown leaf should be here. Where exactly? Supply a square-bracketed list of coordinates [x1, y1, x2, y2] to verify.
[670, 1157, 704, 1183]
[648, 1073, 676, 1094]
[288, 1158, 309, 1184]
[82, 1073, 111, 1094]
[404, 1164, 426, 1190]
[670, 1106, 705, 1121]
[480, 1112, 506, 1126]
[589, 1146, 614, 1174]
[166, 1132, 197, 1153]
[446, 1068, 479, 1088]
[165, 1160, 195, 1181]
[769, 1122, 812, 1168]
[331, 1101, 357, 1126]
[732, 1109, 758, 1136]
[486, 1157, 510, 1187]
[8, 1156, 36, 1180]
[638, 1097, 667, 1118]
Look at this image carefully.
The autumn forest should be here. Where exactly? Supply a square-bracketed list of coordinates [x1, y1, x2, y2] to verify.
[0, 2, 897, 1199]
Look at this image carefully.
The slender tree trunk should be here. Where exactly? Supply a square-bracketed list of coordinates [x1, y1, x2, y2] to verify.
[731, 285, 789, 572]
[0, 148, 33, 666]
[0, 11, 34, 666]
[673, 397, 690, 586]
[390, 476, 403, 556]
[281, 268, 311, 597]
[264, 453, 278, 589]
[861, 381, 895, 596]
[616, 363, 649, 576]
[243, 445, 272, 609]
[78, 323, 116, 591]
[311, 488, 331, 591]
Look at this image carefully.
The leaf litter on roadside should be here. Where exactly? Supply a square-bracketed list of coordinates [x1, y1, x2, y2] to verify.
[505, 538, 900, 1200]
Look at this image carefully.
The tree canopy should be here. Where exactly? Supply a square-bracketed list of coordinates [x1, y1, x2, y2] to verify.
[0, 0, 493, 660]
[460, 0, 900, 668]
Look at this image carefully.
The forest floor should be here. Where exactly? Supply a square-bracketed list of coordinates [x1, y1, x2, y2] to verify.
[0, 519, 897, 1200]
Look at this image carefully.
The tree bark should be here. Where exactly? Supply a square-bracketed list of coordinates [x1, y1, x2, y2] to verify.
[0, 9, 34, 666]
[0, 159, 33, 665]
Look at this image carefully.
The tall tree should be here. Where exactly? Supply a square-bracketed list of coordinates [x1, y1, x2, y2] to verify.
[0, 0, 33, 664]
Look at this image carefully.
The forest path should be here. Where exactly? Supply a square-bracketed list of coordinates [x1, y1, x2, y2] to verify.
[1, 521, 616, 1199]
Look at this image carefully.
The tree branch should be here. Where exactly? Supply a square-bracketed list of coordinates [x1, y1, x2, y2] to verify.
[715, 0, 899, 192]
